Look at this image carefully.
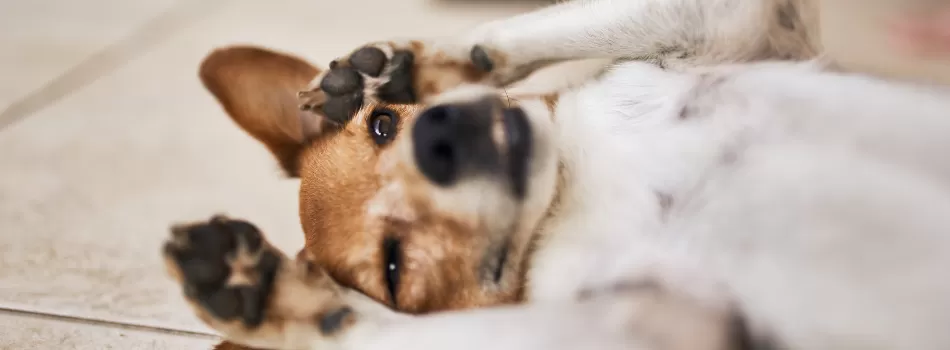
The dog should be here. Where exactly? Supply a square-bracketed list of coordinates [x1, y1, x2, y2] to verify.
[163, 0, 950, 349]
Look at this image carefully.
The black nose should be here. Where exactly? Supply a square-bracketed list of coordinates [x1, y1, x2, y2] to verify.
[412, 103, 496, 186]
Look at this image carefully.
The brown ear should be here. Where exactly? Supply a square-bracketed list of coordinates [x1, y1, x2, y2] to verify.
[199, 45, 325, 177]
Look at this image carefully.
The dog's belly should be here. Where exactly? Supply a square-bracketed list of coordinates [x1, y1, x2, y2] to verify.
[527, 59, 950, 348]
[526, 61, 744, 301]
[675, 144, 950, 349]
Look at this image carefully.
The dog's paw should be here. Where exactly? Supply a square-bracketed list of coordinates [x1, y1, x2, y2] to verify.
[163, 216, 280, 328]
[163, 215, 356, 349]
[299, 40, 533, 124]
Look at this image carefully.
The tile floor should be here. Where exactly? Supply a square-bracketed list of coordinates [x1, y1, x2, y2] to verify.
[0, 0, 534, 348]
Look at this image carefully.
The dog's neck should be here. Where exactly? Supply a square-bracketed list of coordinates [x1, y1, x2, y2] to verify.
[516, 77, 677, 302]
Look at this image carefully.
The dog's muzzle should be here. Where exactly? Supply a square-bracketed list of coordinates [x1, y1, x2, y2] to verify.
[411, 97, 532, 198]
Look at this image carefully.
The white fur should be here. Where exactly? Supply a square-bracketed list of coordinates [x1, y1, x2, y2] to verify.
[289, 0, 950, 349]
[525, 59, 950, 349]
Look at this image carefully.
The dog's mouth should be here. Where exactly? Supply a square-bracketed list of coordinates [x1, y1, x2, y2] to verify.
[411, 97, 534, 199]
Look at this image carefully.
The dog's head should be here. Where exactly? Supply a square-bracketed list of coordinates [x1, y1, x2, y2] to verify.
[200, 46, 561, 314]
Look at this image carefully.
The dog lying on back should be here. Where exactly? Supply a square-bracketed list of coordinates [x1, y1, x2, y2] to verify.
[163, 0, 950, 349]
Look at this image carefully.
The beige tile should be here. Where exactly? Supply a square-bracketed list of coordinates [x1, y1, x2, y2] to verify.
[0, 311, 216, 349]
[0, 0, 179, 109]
[167, 0, 540, 65]
[0, 0, 529, 334]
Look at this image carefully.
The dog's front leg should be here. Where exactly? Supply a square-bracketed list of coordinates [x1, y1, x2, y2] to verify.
[468, 0, 814, 72]
[163, 215, 405, 350]
[300, 0, 803, 123]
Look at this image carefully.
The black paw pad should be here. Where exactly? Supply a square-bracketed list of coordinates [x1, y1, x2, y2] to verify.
[376, 50, 417, 104]
[236, 251, 280, 327]
[320, 67, 365, 124]
[470, 45, 495, 72]
[168, 217, 282, 328]
[320, 67, 363, 95]
[195, 261, 280, 328]
[349, 47, 387, 78]
[321, 92, 364, 125]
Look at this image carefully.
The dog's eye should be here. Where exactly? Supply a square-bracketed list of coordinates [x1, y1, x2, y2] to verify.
[368, 108, 398, 145]
[382, 237, 402, 306]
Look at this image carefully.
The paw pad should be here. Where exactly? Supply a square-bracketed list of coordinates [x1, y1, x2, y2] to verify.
[375, 50, 417, 104]
[311, 47, 420, 124]
[349, 47, 387, 77]
[164, 216, 282, 328]
[318, 67, 365, 125]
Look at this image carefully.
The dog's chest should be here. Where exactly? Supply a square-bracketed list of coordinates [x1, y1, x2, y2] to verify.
[524, 62, 760, 301]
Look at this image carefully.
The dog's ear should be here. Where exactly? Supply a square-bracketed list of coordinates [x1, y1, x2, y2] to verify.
[199, 46, 325, 177]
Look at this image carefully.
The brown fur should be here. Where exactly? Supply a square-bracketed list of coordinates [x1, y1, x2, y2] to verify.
[182, 0, 830, 346]
[188, 34, 753, 348]
[199, 47, 324, 176]
[541, 93, 560, 114]
[402, 40, 489, 100]
[198, 46, 524, 349]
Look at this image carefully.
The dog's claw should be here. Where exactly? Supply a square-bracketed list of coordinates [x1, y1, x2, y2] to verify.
[298, 90, 327, 112]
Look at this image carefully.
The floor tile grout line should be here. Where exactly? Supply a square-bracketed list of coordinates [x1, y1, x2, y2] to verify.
[0, 301, 219, 337]
[0, 306, 219, 338]
[0, 0, 227, 132]
[0, 0, 228, 341]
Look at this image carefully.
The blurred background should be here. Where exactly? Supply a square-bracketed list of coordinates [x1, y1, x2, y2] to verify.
[0, 0, 541, 348]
